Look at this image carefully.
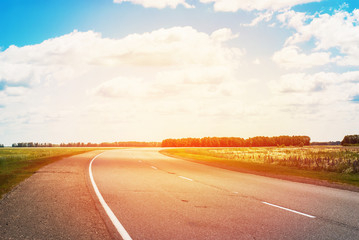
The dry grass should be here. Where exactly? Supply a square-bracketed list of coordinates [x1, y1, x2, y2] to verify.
[0, 147, 114, 198]
[161, 146, 359, 188]
[208, 146, 359, 173]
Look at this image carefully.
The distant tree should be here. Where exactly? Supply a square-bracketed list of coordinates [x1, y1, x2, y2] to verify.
[161, 136, 311, 147]
[341, 135, 359, 145]
[311, 141, 341, 146]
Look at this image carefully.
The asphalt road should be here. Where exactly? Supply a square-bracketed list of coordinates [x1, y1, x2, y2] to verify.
[91, 148, 359, 240]
[1, 148, 359, 239]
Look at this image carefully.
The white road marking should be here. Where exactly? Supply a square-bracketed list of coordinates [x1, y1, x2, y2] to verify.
[232, 191, 239, 194]
[179, 176, 193, 181]
[262, 201, 316, 219]
[151, 166, 158, 170]
[89, 153, 133, 240]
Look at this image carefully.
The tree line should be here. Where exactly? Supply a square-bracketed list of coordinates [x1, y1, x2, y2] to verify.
[161, 136, 311, 147]
[311, 141, 341, 146]
[341, 135, 359, 146]
[0, 144, 4, 148]
[11, 142, 161, 148]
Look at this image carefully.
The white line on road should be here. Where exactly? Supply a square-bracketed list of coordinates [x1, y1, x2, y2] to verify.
[262, 201, 316, 219]
[151, 166, 158, 170]
[89, 153, 133, 240]
[179, 176, 193, 181]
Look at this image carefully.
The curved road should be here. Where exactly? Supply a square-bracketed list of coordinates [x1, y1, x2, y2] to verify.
[1, 148, 359, 239]
[91, 148, 359, 240]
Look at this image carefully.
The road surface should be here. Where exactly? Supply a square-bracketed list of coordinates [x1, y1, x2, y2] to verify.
[1, 148, 359, 239]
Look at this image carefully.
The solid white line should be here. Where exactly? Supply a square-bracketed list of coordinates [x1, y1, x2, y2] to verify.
[151, 166, 158, 170]
[89, 153, 133, 240]
[179, 176, 193, 181]
[262, 201, 316, 219]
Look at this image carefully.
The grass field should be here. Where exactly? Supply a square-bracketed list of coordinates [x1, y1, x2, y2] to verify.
[161, 146, 359, 188]
[0, 147, 111, 198]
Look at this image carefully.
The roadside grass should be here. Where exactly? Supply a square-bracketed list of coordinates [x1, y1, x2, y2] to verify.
[0, 147, 114, 198]
[160, 146, 359, 188]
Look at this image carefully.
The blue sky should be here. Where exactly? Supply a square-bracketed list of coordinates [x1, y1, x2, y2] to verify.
[1, 0, 359, 145]
[1, 0, 353, 49]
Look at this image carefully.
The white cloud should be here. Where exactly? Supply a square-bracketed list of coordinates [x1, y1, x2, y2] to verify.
[267, 71, 359, 136]
[210, 28, 239, 42]
[199, 0, 321, 12]
[277, 9, 359, 66]
[90, 77, 147, 98]
[242, 11, 274, 26]
[0, 27, 242, 90]
[90, 65, 238, 101]
[0, 27, 248, 144]
[272, 46, 333, 69]
[113, 0, 194, 9]
[3, 86, 29, 97]
[271, 72, 334, 93]
[95, 26, 242, 67]
[253, 58, 261, 65]
[0, 62, 36, 86]
[113, 0, 322, 12]
[270, 71, 359, 102]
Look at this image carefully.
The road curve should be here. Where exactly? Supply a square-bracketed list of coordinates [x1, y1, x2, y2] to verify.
[91, 148, 359, 240]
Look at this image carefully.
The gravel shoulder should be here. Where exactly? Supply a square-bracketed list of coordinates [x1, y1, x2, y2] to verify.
[0, 151, 113, 240]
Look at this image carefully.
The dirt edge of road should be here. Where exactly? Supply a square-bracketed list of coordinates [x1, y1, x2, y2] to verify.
[0, 150, 114, 240]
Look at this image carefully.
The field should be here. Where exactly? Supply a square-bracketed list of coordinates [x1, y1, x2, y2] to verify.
[161, 146, 359, 188]
[0, 147, 110, 198]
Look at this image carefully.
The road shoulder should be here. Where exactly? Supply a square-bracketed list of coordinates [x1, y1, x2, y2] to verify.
[0, 151, 113, 240]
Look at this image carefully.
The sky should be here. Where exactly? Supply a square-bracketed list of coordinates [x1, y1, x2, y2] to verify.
[0, 0, 359, 145]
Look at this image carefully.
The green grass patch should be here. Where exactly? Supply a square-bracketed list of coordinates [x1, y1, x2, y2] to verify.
[160, 147, 359, 188]
[0, 147, 114, 198]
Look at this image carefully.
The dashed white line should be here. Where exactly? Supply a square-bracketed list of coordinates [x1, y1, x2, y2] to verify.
[179, 176, 193, 181]
[151, 166, 158, 170]
[262, 201, 316, 219]
[89, 153, 133, 240]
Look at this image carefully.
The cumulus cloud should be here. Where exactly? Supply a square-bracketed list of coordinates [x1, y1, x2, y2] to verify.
[90, 77, 146, 98]
[270, 71, 359, 105]
[271, 72, 334, 93]
[265, 71, 359, 134]
[0, 26, 247, 142]
[277, 9, 359, 66]
[253, 58, 261, 65]
[3, 86, 29, 97]
[90, 65, 238, 101]
[82, 27, 243, 102]
[272, 46, 333, 69]
[113, 0, 194, 9]
[242, 11, 274, 26]
[210, 28, 239, 42]
[199, 0, 321, 12]
[3, 26, 239, 68]
[0, 27, 242, 93]
[113, 0, 322, 12]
